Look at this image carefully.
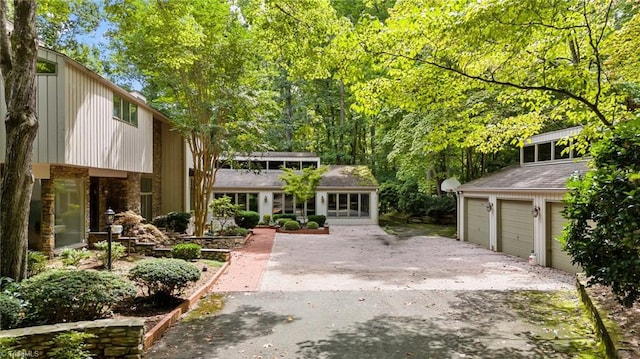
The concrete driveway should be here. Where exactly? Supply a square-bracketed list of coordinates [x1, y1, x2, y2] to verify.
[146, 226, 601, 358]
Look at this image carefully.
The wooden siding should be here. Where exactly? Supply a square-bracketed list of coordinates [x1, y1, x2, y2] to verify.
[464, 198, 490, 248]
[160, 122, 185, 213]
[64, 64, 153, 173]
[547, 202, 580, 273]
[498, 200, 534, 259]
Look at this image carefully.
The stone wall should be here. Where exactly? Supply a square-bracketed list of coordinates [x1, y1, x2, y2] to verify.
[152, 247, 231, 262]
[0, 318, 144, 359]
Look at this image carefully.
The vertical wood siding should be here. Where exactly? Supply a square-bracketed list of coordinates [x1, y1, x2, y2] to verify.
[160, 122, 185, 213]
[64, 64, 153, 173]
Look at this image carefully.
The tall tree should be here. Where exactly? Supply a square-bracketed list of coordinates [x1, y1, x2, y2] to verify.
[106, 0, 270, 236]
[0, 0, 39, 280]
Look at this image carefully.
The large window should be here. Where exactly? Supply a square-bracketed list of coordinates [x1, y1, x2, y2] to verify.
[113, 93, 138, 126]
[54, 179, 85, 248]
[327, 193, 370, 218]
[213, 193, 258, 212]
[140, 177, 153, 220]
[272, 192, 315, 217]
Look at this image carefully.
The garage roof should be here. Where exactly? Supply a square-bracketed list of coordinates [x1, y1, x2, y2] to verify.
[212, 165, 378, 191]
[459, 161, 588, 191]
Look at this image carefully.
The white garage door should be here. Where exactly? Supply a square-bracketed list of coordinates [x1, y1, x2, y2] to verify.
[499, 200, 534, 259]
[464, 198, 490, 249]
[548, 202, 580, 273]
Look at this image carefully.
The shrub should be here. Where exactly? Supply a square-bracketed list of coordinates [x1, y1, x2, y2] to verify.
[172, 243, 202, 260]
[276, 218, 290, 226]
[273, 213, 297, 221]
[263, 214, 271, 224]
[17, 269, 136, 325]
[225, 227, 249, 236]
[94, 241, 127, 267]
[129, 258, 200, 299]
[59, 248, 91, 267]
[283, 220, 301, 230]
[0, 293, 23, 329]
[166, 212, 192, 233]
[307, 215, 326, 227]
[27, 251, 48, 277]
[152, 215, 168, 228]
[49, 331, 96, 359]
[234, 210, 260, 229]
[306, 221, 319, 229]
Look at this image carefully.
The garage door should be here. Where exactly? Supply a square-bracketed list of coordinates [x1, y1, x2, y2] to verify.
[498, 200, 534, 259]
[465, 198, 490, 249]
[547, 202, 580, 273]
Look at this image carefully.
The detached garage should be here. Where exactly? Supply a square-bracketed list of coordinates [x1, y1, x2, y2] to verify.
[456, 127, 588, 272]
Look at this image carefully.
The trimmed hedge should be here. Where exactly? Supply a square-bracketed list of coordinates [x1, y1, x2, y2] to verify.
[235, 210, 260, 229]
[226, 227, 249, 236]
[283, 220, 301, 230]
[129, 258, 200, 299]
[17, 269, 136, 326]
[307, 215, 326, 227]
[276, 218, 290, 226]
[0, 293, 23, 329]
[166, 212, 192, 233]
[273, 213, 297, 221]
[172, 243, 202, 260]
[306, 221, 319, 229]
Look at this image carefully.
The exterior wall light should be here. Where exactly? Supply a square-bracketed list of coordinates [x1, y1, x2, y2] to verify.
[321, 195, 325, 204]
[264, 195, 268, 203]
[485, 202, 493, 212]
[531, 205, 540, 218]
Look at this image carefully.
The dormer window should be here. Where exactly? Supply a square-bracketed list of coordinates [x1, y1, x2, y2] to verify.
[113, 93, 138, 127]
[522, 141, 576, 164]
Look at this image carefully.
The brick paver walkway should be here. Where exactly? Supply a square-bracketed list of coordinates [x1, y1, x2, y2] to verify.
[211, 228, 275, 291]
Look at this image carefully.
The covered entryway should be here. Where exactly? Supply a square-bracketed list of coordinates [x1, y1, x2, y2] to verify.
[547, 202, 580, 273]
[464, 197, 490, 249]
[498, 200, 534, 259]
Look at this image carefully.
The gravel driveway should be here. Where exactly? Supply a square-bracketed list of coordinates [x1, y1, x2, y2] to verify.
[146, 226, 601, 359]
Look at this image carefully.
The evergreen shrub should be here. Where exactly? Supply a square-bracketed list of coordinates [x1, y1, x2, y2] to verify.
[129, 258, 200, 300]
[283, 220, 301, 230]
[172, 243, 202, 260]
[234, 210, 260, 229]
[306, 221, 319, 229]
[307, 215, 326, 227]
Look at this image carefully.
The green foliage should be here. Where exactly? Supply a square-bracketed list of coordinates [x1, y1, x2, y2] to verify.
[225, 227, 249, 236]
[152, 215, 168, 228]
[17, 269, 136, 325]
[166, 212, 192, 233]
[306, 221, 319, 230]
[94, 241, 127, 267]
[27, 251, 48, 277]
[49, 331, 96, 359]
[209, 196, 239, 230]
[276, 218, 290, 227]
[0, 293, 22, 329]
[234, 210, 260, 229]
[128, 258, 201, 300]
[273, 214, 297, 221]
[280, 166, 328, 221]
[59, 248, 91, 267]
[263, 214, 271, 224]
[562, 119, 640, 307]
[283, 220, 301, 231]
[307, 215, 326, 227]
[172, 243, 202, 261]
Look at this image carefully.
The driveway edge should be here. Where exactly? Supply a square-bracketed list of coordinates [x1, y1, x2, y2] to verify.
[576, 275, 619, 359]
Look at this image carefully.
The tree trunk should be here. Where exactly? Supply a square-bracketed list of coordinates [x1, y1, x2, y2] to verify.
[338, 79, 345, 165]
[0, 0, 38, 281]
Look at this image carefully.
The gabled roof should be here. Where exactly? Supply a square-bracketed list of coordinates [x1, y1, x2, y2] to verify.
[212, 165, 378, 191]
[458, 161, 588, 192]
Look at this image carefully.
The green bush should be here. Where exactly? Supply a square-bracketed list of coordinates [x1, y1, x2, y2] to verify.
[17, 269, 136, 325]
[306, 221, 319, 229]
[94, 241, 127, 267]
[59, 248, 91, 267]
[226, 227, 249, 236]
[263, 214, 271, 223]
[276, 218, 290, 226]
[129, 258, 200, 299]
[27, 251, 48, 277]
[152, 215, 168, 228]
[273, 213, 297, 221]
[307, 215, 326, 227]
[49, 331, 96, 359]
[0, 293, 23, 329]
[283, 220, 301, 230]
[172, 243, 202, 260]
[234, 210, 260, 229]
[166, 212, 192, 233]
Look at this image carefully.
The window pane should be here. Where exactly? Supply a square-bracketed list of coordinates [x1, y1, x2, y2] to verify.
[36, 59, 56, 74]
[554, 141, 570, 159]
[248, 193, 258, 212]
[130, 104, 138, 126]
[360, 194, 370, 217]
[237, 193, 248, 210]
[338, 194, 348, 217]
[306, 196, 316, 216]
[327, 193, 337, 217]
[141, 177, 152, 193]
[273, 193, 284, 215]
[301, 161, 317, 169]
[113, 94, 122, 119]
[54, 179, 85, 248]
[269, 161, 284, 170]
[538, 142, 552, 161]
[284, 194, 295, 214]
[350, 193, 359, 217]
[523, 145, 535, 163]
[123, 101, 130, 122]
[285, 161, 300, 170]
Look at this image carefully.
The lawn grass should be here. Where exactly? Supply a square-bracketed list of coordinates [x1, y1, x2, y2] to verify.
[379, 213, 457, 238]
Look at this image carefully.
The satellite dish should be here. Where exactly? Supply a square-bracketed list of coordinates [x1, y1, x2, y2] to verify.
[441, 177, 461, 193]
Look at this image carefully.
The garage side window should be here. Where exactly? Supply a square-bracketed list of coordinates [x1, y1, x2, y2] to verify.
[327, 193, 371, 218]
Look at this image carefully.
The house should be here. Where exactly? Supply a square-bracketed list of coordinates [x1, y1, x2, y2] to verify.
[0, 47, 188, 256]
[456, 127, 587, 273]
[194, 152, 379, 225]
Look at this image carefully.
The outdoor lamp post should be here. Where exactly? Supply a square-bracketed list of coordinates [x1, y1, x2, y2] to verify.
[105, 208, 115, 271]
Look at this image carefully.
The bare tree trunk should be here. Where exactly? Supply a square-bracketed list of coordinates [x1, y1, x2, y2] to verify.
[338, 79, 345, 164]
[0, 0, 38, 281]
